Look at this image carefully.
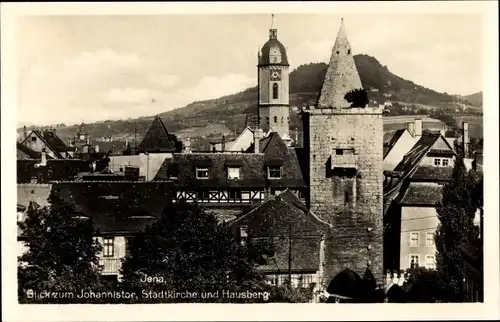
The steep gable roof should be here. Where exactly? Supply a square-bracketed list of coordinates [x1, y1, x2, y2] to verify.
[228, 190, 329, 273]
[17, 142, 54, 160]
[393, 134, 441, 176]
[137, 115, 176, 153]
[317, 19, 363, 108]
[40, 130, 68, 154]
[398, 182, 443, 206]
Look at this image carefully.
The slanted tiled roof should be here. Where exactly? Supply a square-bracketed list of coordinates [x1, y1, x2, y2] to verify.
[39, 130, 68, 154]
[156, 133, 306, 189]
[398, 182, 443, 206]
[410, 166, 453, 181]
[229, 190, 329, 273]
[393, 134, 440, 177]
[383, 129, 406, 158]
[54, 182, 173, 234]
[137, 115, 177, 153]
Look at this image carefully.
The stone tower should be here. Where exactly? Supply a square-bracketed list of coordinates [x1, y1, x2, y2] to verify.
[301, 19, 384, 286]
[257, 16, 292, 145]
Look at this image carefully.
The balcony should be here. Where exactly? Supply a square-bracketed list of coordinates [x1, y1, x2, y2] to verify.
[331, 154, 358, 169]
[99, 257, 122, 275]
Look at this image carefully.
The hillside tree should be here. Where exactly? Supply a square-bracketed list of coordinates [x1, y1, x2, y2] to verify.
[18, 187, 106, 303]
[434, 154, 476, 302]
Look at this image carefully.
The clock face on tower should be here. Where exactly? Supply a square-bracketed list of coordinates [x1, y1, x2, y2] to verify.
[270, 70, 281, 81]
[80, 135, 85, 141]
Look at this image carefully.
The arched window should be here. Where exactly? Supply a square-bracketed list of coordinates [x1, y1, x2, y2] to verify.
[272, 83, 279, 99]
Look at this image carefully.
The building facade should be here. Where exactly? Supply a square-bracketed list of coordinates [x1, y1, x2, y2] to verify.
[301, 19, 384, 286]
[258, 26, 292, 145]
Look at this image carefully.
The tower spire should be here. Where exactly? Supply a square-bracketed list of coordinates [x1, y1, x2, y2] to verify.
[317, 18, 362, 109]
[269, 14, 277, 39]
[271, 14, 275, 29]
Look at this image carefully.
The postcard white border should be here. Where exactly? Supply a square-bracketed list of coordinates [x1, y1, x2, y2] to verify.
[2, 1, 499, 321]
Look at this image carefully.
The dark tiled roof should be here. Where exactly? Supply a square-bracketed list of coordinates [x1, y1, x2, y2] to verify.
[398, 183, 443, 206]
[410, 166, 453, 181]
[155, 133, 306, 189]
[393, 134, 440, 174]
[54, 182, 174, 234]
[17, 159, 93, 183]
[229, 191, 329, 272]
[383, 129, 406, 158]
[137, 116, 177, 153]
[39, 130, 69, 154]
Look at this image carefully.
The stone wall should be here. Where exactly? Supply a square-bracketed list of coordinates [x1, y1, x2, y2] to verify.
[303, 106, 384, 286]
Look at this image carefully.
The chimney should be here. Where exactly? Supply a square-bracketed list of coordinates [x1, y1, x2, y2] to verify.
[440, 124, 447, 137]
[253, 129, 263, 153]
[414, 119, 423, 137]
[221, 135, 226, 152]
[462, 122, 469, 157]
[23, 125, 27, 140]
[95, 145, 100, 153]
[41, 147, 47, 166]
[406, 122, 415, 136]
[183, 137, 192, 153]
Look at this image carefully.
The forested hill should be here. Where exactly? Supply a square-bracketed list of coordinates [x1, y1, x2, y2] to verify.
[18, 54, 479, 143]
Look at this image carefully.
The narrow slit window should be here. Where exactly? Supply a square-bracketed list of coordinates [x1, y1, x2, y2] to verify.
[272, 83, 279, 99]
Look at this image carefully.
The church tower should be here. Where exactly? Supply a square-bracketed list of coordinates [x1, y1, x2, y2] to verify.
[301, 19, 384, 287]
[257, 15, 292, 145]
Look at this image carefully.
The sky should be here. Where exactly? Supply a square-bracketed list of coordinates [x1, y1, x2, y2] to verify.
[15, 13, 483, 126]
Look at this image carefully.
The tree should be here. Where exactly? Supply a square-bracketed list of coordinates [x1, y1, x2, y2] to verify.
[403, 267, 446, 302]
[435, 154, 476, 302]
[344, 88, 369, 108]
[119, 201, 270, 303]
[18, 187, 105, 303]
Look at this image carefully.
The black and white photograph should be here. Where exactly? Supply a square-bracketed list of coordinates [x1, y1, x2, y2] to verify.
[2, 1, 499, 321]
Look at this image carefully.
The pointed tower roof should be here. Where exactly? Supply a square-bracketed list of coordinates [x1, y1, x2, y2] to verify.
[137, 115, 176, 153]
[317, 18, 363, 109]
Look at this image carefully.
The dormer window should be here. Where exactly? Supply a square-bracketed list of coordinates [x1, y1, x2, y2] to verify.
[267, 166, 281, 179]
[196, 167, 209, 179]
[227, 167, 240, 180]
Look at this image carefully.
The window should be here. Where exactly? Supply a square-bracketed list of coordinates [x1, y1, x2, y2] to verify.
[426, 232, 434, 246]
[266, 117, 270, 124]
[410, 232, 419, 246]
[274, 116, 278, 123]
[227, 167, 240, 179]
[336, 51, 340, 55]
[344, 191, 349, 204]
[409, 255, 420, 268]
[425, 255, 436, 269]
[347, 49, 351, 54]
[267, 166, 281, 179]
[31, 136, 37, 142]
[196, 167, 209, 179]
[272, 83, 279, 99]
[240, 225, 248, 246]
[434, 158, 441, 166]
[103, 237, 114, 257]
[442, 159, 449, 166]
[336, 149, 344, 155]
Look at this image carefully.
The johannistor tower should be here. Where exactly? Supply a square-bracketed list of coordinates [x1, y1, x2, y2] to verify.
[257, 15, 292, 145]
